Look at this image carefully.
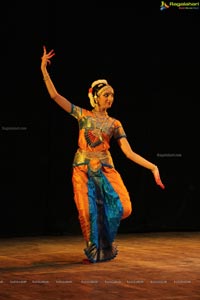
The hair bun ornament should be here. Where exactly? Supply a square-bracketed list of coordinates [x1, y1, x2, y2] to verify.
[88, 87, 95, 108]
[91, 79, 108, 88]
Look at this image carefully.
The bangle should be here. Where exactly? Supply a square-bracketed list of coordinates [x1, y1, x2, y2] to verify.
[43, 75, 50, 81]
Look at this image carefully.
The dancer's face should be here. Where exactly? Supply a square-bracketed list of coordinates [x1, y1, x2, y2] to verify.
[97, 87, 114, 110]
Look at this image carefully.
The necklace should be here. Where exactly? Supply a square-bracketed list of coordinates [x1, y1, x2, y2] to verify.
[84, 110, 110, 147]
[92, 110, 109, 142]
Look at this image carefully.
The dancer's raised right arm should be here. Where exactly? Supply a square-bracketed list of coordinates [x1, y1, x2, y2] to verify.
[41, 45, 71, 113]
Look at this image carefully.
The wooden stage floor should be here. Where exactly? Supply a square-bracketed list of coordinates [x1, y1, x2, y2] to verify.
[0, 231, 199, 300]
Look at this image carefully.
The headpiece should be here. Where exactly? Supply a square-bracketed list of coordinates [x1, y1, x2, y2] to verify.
[88, 79, 109, 107]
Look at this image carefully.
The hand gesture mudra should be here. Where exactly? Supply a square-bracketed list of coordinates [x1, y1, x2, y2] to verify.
[152, 167, 165, 189]
[41, 45, 55, 70]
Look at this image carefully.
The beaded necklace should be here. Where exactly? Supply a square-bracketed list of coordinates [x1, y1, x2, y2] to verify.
[92, 110, 109, 142]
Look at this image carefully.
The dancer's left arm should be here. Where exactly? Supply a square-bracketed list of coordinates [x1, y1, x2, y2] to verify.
[118, 137, 165, 189]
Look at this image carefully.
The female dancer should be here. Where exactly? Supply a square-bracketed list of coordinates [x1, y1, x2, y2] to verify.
[41, 46, 165, 263]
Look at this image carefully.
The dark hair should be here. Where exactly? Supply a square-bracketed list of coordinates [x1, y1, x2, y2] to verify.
[92, 83, 107, 97]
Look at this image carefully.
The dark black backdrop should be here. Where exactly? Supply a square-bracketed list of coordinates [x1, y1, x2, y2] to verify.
[0, 2, 199, 237]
